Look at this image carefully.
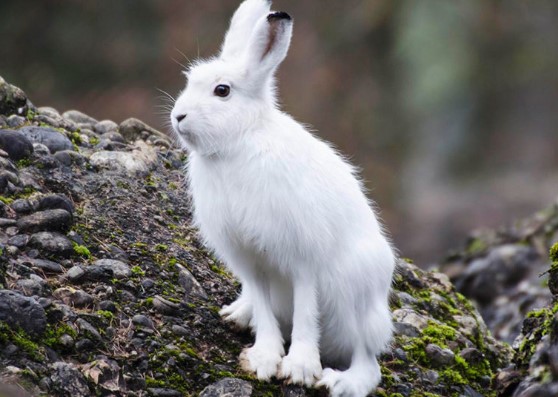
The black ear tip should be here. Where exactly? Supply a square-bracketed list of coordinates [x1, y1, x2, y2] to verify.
[267, 11, 292, 22]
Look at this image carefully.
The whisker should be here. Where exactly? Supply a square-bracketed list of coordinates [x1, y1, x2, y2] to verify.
[175, 48, 192, 65]
[156, 88, 176, 103]
[171, 57, 189, 70]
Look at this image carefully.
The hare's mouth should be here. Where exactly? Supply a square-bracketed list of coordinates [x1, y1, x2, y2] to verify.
[174, 127, 197, 147]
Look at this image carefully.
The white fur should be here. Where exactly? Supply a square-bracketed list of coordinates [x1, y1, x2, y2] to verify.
[171, 1, 395, 396]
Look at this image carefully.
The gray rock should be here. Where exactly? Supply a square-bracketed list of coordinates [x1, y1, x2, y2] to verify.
[7, 234, 28, 249]
[49, 362, 90, 397]
[6, 115, 25, 128]
[119, 117, 168, 142]
[25, 258, 64, 274]
[10, 199, 32, 214]
[82, 356, 124, 393]
[79, 265, 113, 283]
[59, 334, 75, 350]
[0, 130, 33, 160]
[16, 275, 46, 296]
[34, 114, 62, 129]
[28, 231, 74, 257]
[392, 308, 429, 330]
[53, 150, 85, 166]
[93, 259, 131, 279]
[16, 209, 72, 233]
[0, 289, 46, 335]
[32, 142, 51, 156]
[37, 194, 74, 214]
[459, 347, 484, 365]
[171, 325, 189, 337]
[74, 338, 94, 352]
[0, 77, 28, 116]
[199, 378, 253, 397]
[100, 131, 125, 143]
[394, 321, 420, 337]
[54, 288, 94, 308]
[62, 110, 98, 126]
[66, 266, 86, 282]
[0, 218, 17, 227]
[152, 295, 180, 315]
[177, 264, 208, 299]
[89, 141, 157, 175]
[148, 389, 183, 397]
[76, 318, 102, 342]
[37, 106, 60, 118]
[94, 120, 119, 135]
[425, 343, 455, 367]
[98, 300, 117, 312]
[19, 126, 73, 153]
[132, 314, 154, 329]
[142, 278, 155, 289]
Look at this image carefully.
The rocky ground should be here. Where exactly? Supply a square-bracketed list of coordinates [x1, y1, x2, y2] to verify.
[438, 203, 558, 344]
[0, 75, 555, 397]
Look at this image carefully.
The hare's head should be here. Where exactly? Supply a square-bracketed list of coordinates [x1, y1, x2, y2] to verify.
[171, 0, 293, 155]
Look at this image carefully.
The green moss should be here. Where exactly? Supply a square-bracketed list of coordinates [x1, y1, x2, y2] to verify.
[423, 323, 456, 342]
[16, 158, 31, 168]
[89, 136, 100, 145]
[145, 377, 165, 388]
[454, 354, 491, 382]
[0, 322, 44, 361]
[466, 238, 488, 255]
[177, 342, 199, 358]
[210, 263, 230, 278]
[0, 196, 14, 205]
[70, 131, 82, 146]
[131, 265, 146, 277]
[73, 243, 91, 259]
[550, 243, 558, 264]
[155, 243, 168, 252]
[43, 322, 78, 349]
[26, 109, 36, 120]
[96, 310, 115, 321]
[438, 368, 466, 385]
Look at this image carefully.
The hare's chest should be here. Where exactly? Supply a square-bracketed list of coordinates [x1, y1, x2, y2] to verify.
[188, 159, 265, 248]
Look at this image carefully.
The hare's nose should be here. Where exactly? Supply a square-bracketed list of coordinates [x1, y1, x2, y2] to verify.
[175, 114, 187, 123]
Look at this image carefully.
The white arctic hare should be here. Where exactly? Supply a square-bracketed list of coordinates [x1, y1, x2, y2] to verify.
[170, 1, 396, 396]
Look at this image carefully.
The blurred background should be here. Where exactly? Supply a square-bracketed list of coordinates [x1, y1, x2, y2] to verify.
[1, 0, 557, 265]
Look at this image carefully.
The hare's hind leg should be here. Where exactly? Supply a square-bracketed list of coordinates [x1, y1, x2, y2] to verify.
[317, 344, 381, 397]
[220, 284, 253, 331]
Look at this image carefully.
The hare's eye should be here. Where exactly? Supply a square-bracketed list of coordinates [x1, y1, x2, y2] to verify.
[214, 84, 231, 98]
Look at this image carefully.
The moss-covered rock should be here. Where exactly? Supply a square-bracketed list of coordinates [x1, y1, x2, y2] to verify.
[496, 243, 558, 396]
[439, 204, 558, 343]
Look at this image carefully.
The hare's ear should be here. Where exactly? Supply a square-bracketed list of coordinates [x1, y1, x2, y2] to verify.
[244, 12, 293, 82]
[221, 0, 272, 60]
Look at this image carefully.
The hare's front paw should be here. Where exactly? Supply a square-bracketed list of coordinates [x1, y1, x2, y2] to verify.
[279, 345, 322, 386]
[220, 299, 253, 330]
[239, 345, 282, 381]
